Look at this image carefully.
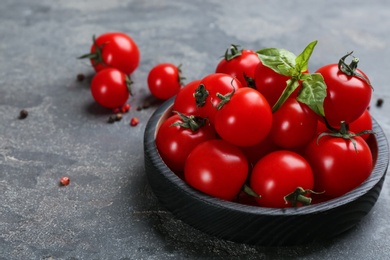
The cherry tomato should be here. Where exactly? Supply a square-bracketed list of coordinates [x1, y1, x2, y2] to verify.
[250, 150, 314, 208]
[214, 87, 273, 147]
[156, 113, 216, 173]
[194, 73, 243, 124]
[215, 45, 260, 88]
[348, 109, 373, 140]
[80, 32, 140, 75]
[148, 63, 182, 100]
[184, 139, 248, 201]
[304, 133, 373, 198]
[315, 64, 372, 127]
[254, 61, 301, 108]
[90, 68, 130, 108]
[270, 98, 318, 149]
[240, 134, 280, 167]
[172, 79, 201, 115]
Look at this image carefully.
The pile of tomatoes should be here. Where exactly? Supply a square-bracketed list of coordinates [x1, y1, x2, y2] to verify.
[155, 40, 375, 208]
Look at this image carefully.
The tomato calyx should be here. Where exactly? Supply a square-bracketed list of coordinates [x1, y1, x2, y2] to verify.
[223, 44, 243, 61]
[243, 72, 256, 89]
[125, 75, 134, 96]
[177, 64, 186, 86]
[317, 120, 375, 152]
[284, 187, 322, 207]
[194, 84, 209, 107]
[78, 35, 108, 67]
[170, 111, 208, 132]
[215, 85, 236, 110]
[242, 184, 261, 198]
[338, 51, 373, 89]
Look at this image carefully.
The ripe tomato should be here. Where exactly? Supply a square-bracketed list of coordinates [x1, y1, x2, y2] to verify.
[270, 98, 318, 149]
[254, 61, 301, 108]
[348, 109, 373, 140]
[172, 79, 201, 115]
[215, 45, 260, 88]
[90, 68, 130, 108]
[214, 87, 273, 147]
[240, 135, 280, 167]
[156, 113, 216, 173]
[147, 63, 183, 100]
[304, 133, 373, 198]
[250, 150, 314, 208]
[315, 63, 372, 127]
[80, 32, 140, 75]
[184, 139, 248, 201]
[194, 73, 243, 124]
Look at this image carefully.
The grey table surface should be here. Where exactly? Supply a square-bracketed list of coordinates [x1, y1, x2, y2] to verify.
[1, 0, 390, 259]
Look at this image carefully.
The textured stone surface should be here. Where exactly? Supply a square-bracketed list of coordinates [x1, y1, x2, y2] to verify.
[1, 0, 390, 259]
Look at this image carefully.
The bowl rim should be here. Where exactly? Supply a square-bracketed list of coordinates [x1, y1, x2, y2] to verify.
[144, 96, 390, 216]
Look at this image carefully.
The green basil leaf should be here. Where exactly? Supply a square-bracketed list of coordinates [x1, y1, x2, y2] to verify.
[297, 73, 327, 116]
[257, 48, 297, 76]
[295, 40, 318, 73]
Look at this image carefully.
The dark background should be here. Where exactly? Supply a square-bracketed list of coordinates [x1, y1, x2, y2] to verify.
[1, 0, 390, 259]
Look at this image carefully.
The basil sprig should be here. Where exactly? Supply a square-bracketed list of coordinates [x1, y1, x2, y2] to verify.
[256, 40, 327, 116]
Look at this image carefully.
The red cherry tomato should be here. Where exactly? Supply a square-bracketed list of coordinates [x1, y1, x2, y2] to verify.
[184, 139, 248, 201]
[348, 109, 373, 140]
[195, 73, 243, 124]
[270, 98, 318, 149]
[215, 45, 260, 88]
[250, 150, 314, 208]
[90, 68, 130, 108]
[156, 113, 216, 173]
[315, 63, 372, 127]
[147, 63, 182, 100]
[214, 87, 273, 147]
[81, 32, 140, 75]
[254, 61, 301, 108]
[240, 135, 280, 167]
[304, 133, 373, 198]
[172, 79, 201, 115]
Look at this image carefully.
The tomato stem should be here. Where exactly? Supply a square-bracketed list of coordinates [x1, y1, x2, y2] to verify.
[215, 83, 236, 110]
[223, 44, 243, 61]
[272, 78, 299, 113]
[242, 184, 261, 198]
[284, 187, 321, 207]
[338, 51, 373, 89]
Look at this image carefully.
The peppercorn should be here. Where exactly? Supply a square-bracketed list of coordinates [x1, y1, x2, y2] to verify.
[19, 109, 28, 119]
[60, 176, 70, 186]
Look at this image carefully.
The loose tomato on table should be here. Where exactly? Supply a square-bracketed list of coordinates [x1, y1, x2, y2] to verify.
[270, 98, 318, 149]
[90, 68, 131, 109]
[316, 52, 372, 127]
[304, 131, 373, 198]
[194, 73, 243, 123]
[213, 87, 273, 147]
[184, 139, 249, 201]
[250, 150, 315, 208]
[215, 44, 260, 88]
[156, 112, 216, 173]
[79, 32, 140, 75]
[147, 63, 183, 100]
[172, 79, 201, 115]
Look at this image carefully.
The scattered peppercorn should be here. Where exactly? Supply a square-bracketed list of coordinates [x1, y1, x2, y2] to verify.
[18, 109, 28, 119]
[376, 98, 384, 108]
[113, 107, 121, 114]
[121, 103, 130, 113]
[136, 106, 143, 111]
[77, 73, 85, 82]
[130, 117, 139, 126]
[115, 113, 123, 121]
[60, 176, 70, 186]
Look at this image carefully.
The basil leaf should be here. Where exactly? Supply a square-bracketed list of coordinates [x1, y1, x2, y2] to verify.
[257, 48, 297, 76]
[295, 40, 318, 73]
[297, 73, 327, 116]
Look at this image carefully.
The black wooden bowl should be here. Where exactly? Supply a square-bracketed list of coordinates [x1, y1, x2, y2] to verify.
[143, 97, 389, 246]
